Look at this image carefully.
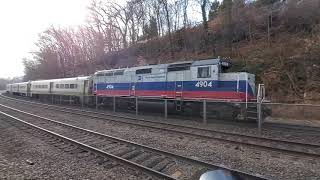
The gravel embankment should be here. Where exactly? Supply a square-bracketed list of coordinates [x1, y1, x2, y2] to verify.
[0, 114, 153, 180]
[1, 98, 319, 179]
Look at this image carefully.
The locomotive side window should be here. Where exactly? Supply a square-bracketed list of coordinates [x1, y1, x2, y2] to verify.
[197, 66, 211, 78]
[114, 70, 124, 76]
[105, 72, 113, 76]
[96, 73, 105, 76]
[136, 68, 152, 74]
[168, 63, 191, 72]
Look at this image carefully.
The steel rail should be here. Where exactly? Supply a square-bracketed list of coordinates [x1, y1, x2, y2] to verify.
[1, 95, 320, 158]
[0, 103, 266, 180]
[0, 110, 175, 180]
[264, 122, 320, 134]
[3, 94, 320, 134]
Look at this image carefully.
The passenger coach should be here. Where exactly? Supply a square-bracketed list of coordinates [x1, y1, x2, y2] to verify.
[30, 76, 91, 97]
[6, 82, 30, 96]
[7, 77, 91, 103]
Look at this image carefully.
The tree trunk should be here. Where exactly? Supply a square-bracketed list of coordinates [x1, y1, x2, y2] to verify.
[162, 0, 174, 58]
[201, 0, 209, 47]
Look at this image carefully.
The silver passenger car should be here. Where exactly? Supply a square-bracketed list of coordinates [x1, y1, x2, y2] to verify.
[30, 76, 91, 97]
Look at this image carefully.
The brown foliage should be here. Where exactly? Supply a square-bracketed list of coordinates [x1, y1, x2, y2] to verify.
[23, 0, 320, 102]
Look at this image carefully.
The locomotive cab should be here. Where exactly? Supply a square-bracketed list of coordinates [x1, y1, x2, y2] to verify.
[191, 63, 220, 88]
[188, 59, 232, 99]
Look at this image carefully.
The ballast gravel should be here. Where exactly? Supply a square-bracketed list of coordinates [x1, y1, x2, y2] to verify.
[0, 115, 154, 180]
[1, 98, 320, 179]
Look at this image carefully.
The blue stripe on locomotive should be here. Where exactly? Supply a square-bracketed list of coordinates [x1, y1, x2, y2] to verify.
[95, 80, 254, 96]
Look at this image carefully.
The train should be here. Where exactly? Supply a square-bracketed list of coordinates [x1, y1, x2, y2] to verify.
[6, 58, 257, 120]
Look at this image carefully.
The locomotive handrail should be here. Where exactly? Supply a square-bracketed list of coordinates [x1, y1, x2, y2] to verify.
[257, 84, 266, 131]
[245, 73, 248, 109]
[257, 84, 265, 103]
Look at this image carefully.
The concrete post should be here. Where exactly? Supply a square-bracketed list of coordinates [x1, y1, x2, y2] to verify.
[135, 97, 138, 116]
[96, 95, 98, 110]
[164, 99, 168, 120]
[113, 96, 116, 112]
[203, 99, 207, 124]
[81, 95, 84, 108]
[258, 102, 262, 135]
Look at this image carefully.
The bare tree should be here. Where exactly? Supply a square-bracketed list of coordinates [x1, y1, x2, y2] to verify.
[160, 0, 174, 57]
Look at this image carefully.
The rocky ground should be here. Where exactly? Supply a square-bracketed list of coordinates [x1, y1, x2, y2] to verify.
[0, 114, 154, 180]
[0, 97, 320, 179]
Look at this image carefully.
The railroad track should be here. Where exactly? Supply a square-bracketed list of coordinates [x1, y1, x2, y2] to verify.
[1, 95, 320, 159]
[204, 119, 320, 135]
[0, 113, 155, 180]
[4, 94, 320, 134]
[263, 122, 320, 134]
[0, 103, 265, 180]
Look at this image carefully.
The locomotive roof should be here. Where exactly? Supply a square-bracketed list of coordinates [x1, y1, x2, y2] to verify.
[95, 58, 225, 75]
[191, 59, 221, 66]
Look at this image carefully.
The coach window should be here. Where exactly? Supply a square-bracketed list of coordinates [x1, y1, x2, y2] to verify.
[65, 84, 70, 89]
[56, 84, 59, 88]
[197, 66, 211, 78]
[60, 84, 64, 89]
[70, 84, 76, 89]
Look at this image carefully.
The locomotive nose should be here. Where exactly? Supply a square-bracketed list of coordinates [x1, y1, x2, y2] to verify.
[199, 170, 243, 180]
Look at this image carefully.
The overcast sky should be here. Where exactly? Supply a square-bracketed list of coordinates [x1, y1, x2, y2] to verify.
[0, 0, 205, 79]
[0, 0, 91, 79]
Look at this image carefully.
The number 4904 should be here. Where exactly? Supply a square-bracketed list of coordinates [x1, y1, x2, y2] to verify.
[195, 81, 212, 88]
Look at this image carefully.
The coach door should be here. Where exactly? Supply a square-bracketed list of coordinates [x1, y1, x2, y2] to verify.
[27, 83, 31, 96]
[175, 72, 184, 98]
[49, 82, 54, 93]
[83, 80, 89, 95]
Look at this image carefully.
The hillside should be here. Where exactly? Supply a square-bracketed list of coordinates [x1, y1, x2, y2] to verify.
[23, 0, 320, 103]
[94, 26, 320, 103]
